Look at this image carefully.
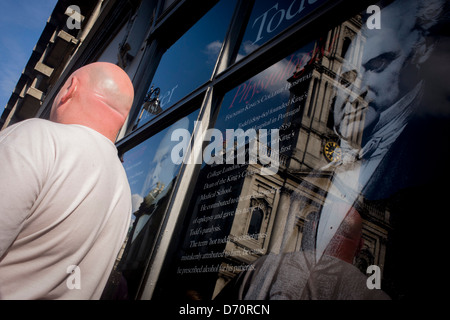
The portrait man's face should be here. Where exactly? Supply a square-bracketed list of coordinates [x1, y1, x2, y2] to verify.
[334, 1, 427, 144]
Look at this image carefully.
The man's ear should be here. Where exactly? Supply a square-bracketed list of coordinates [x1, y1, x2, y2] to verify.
[59, 76, 79, 105]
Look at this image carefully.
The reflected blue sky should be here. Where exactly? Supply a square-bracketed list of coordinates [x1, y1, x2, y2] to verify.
[123, 110, 199, 216]
[136, 0, 237, 127]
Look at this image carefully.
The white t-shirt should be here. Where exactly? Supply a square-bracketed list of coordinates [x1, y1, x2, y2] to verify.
[0, 119, 132, 299]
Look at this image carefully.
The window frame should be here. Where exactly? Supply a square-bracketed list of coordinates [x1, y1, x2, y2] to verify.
[115, 0, 376, 300]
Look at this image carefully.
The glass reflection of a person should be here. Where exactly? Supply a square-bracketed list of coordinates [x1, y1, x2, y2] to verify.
[320, 0, 448, 299]
[318, 0, 447, 257]
[334, 0, 446, 185]
[130, 117, 190, 239]
[217, 0, 448, 300]
[215, 202, 389, 299]
[116, 117, 190, 298]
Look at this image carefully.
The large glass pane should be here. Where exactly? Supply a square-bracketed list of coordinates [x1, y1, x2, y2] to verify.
[132, 0, 237, 130]
[236, 0, 330, 61]
[155, 0, 450, 300]
[102, 109, 200, 300]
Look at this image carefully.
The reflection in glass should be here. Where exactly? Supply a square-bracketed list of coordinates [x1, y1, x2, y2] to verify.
[248, 207, 264, 236]
[236, 0, 329, 61]
[102, 110, 199, 299]
[158, 0, 450, 300]
[133, 0, 237, 129]
[133, 86, 162, 130]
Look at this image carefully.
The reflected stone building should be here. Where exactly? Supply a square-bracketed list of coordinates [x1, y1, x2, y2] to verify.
[4, 0, 444, 301]
[212, 14, 391, 298]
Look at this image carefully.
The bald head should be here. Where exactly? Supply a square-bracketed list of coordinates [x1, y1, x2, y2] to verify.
[50, 62, 134, 142]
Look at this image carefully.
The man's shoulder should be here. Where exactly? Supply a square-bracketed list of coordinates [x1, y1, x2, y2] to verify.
[0, 119, 55, 143]
[7, 118, 52, 128]
[1, 119, 110, 143]
[2, 118, 60, 134]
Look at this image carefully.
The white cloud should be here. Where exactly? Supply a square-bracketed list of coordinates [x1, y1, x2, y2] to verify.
[204, 40, 223, 64]
[131, 193, 143, 214]
[206, 40, 223, 55]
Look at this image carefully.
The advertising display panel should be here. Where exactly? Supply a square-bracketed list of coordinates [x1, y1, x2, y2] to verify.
[156, 0, 450, 300]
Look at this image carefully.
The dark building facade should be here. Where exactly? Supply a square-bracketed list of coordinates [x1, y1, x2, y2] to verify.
[2, 0, 450, 300]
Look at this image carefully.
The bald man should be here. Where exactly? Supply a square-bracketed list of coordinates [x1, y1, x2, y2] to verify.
[0, 62, 134, 299]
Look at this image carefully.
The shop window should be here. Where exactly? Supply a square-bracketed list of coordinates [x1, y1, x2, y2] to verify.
[137, 0, 450, 301]
[248, 208, 264, 235]
[326, 96, 336, 130]
[132, 0, 237, 129]
[307, 77, 318, 117]
[156, 38, 329, 300]
[102, 109, 199, 300]
[341, 36, 352, 58]
[248, 207, 264, 236]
